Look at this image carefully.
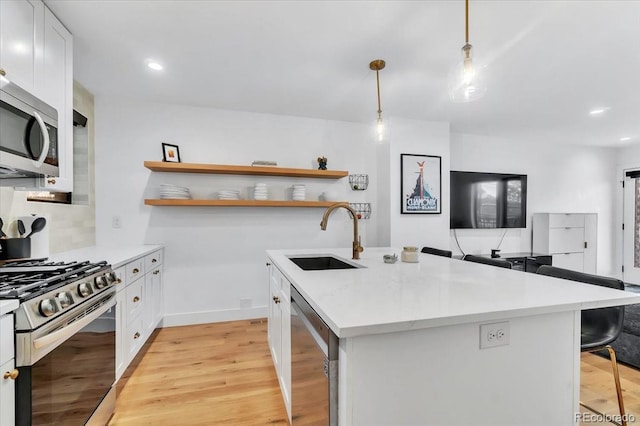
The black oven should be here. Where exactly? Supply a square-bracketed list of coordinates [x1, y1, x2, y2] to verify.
[15, 290, 116, 426]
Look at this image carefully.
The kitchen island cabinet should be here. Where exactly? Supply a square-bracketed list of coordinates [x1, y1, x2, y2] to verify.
[0, 300, 19, 426]
[266, 248, 640, 425]
[266, 261, 291, 421]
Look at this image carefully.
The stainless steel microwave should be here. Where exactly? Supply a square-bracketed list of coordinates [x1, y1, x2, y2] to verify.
[0, 79, 59, 178]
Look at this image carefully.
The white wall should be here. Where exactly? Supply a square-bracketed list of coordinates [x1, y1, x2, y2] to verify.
[450, 133, 618, 276]
[387, 117, 451, 250]
[94, 98, 377, 325]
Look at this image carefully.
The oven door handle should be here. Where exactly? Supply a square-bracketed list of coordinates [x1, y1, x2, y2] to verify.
[33, 297, 115, 350]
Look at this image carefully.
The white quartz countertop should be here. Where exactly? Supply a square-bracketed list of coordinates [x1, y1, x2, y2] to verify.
[49, 245, 163, 269]
[267, 247, 640, 338]
[0, 300, 19, 316]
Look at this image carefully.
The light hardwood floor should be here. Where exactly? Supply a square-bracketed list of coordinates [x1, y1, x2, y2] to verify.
[109, 320, 640, 425]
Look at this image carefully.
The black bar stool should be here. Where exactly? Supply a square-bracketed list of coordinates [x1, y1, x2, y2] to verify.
[537, 265, 627, 426]
[420, 247, 452, 258]
[462, 254, 512, 269]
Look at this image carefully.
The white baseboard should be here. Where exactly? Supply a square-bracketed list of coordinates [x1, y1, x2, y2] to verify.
[161, 306, 268, 327]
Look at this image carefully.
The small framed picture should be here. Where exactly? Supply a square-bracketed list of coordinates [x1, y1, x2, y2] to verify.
[162, 143, 181, 163]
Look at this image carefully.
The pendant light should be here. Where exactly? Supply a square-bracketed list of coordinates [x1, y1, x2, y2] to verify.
[369, 59, 386, 142]
[449, 0, 486, 102]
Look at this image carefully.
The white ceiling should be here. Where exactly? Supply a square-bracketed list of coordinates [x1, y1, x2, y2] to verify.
[45, 0, 640, 147]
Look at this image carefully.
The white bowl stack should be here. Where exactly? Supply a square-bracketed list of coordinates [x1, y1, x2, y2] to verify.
[218, 189, 240, 200]
[160, 184, 192, 199]
[292, 184, 306, 201]
[253, 183, 268, 200]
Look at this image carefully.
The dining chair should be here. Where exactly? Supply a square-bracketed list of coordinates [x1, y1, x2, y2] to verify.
[536, 265, 627, 426]
[420, 247, 453, 258]
[462, 254, 512, 269]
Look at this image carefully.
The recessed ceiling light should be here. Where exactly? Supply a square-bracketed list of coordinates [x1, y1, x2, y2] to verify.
[589, 107, 609, 116]
[620, 137, 631, 142]
[147, 61, 163, 71]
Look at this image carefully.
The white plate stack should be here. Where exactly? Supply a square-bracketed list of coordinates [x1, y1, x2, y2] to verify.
[218, 189, 240, 200]
[160, 184, 192, 199]
[292, 184, 306, 201]
[253, 183, 268, 200]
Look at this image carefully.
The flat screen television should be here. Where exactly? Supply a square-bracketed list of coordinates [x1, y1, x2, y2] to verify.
[450, 171, 527, 229]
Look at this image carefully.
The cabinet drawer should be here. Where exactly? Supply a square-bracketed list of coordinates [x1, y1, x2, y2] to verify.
[548, 228, 585, 253]
[145, 250, 163, 270]
[1, 357, 16, 426]
[126, 259, 145, 282]
[552, 253, 584, 272]
[126, 278, 145, 320]
[113, 266, 126, 292]
[0, 315, 13, 366]
[548, 214, 585, 228]
[126, 316, 145, 360]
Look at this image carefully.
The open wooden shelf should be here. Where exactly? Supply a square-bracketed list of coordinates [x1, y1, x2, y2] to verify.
[144, 199, 348, 207]
[144, 161, 348, 179]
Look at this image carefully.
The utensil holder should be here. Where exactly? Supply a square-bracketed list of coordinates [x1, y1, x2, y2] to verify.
[0, 238, 31, 260]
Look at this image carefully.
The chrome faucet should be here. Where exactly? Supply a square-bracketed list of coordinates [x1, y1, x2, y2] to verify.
[320, 203, 364, 260]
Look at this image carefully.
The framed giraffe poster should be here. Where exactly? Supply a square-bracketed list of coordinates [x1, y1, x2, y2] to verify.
[400, 153, 441, 214]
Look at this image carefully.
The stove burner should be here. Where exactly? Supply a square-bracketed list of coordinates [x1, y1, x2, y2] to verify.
[0, 259, 110, 301]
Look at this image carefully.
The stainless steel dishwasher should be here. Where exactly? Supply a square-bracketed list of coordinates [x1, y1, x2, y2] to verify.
[290, 285, 338, 425]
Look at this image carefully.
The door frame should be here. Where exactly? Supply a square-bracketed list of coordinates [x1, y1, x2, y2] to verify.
[618, 163, 640, 281]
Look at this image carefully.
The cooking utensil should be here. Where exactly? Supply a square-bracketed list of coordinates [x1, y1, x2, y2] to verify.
[0, 217, 6, 238]
[17, 220, 26, 238]
[25, 217, 46, 238]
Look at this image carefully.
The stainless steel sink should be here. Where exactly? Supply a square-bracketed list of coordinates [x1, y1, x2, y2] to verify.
[288, 256, 362, 271]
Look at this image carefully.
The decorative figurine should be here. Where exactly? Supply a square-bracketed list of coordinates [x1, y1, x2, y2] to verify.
[317, 156, 327, 170]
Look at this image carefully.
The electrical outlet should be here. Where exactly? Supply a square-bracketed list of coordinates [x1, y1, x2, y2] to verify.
[112, 216, 122, 229]
[480, 321, 510, 349]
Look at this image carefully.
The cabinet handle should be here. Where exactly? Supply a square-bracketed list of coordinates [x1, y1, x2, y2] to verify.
[152, 258, 157, 263]
[153, 270, 159, 275]
[134, 332, 140, 339]
[3, 369, 18, 380]
[0, 68, 5, 76]
[273, 296, 280, 304]
[133, 296, 140, 303]
[133, 268, 140, 274]
[47, 178, 56, 184]
[266, 262, 271, 266]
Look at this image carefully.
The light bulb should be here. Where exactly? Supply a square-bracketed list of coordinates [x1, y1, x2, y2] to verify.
[376, 116, 385, 142]
[449, 43, 486, 103]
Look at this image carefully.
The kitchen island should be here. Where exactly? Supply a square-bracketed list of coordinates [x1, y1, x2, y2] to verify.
[267, 247, 640, 426]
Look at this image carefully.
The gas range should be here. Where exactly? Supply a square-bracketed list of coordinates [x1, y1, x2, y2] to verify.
[0, 258, 116, 331]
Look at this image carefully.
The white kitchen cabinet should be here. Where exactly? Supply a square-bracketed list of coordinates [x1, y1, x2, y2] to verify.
[114, 267, 127, 381]
[115, 248, 164, 382]
[532, 213, 597, 274]
[267, 260, 291, 420]
[0, 0, 44, 93]
[39, 6, 73, 191]
[0, 0, 74, 191]
[0, 311, 17, 426]
[144, 254, 163, 334]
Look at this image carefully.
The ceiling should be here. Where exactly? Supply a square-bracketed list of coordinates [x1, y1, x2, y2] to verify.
[45, 0, 640, 147]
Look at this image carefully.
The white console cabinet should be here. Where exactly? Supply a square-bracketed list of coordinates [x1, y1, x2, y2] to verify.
[532, 213, 597, 274]
[267, 259, 291, 421]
